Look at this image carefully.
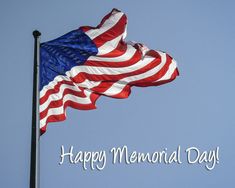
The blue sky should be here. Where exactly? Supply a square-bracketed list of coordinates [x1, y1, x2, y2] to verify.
[1, 0, 235, 187]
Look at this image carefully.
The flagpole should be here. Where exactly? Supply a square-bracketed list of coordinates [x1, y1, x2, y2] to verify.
[30, 30, 41, 188]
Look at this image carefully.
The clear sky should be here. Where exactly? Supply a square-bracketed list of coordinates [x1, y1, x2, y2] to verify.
[1, 0, 235, 187]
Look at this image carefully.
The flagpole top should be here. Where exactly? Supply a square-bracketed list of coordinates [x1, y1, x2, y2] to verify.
[33, 30, 41, 38]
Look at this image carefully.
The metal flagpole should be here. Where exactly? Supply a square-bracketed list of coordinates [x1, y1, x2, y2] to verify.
[30, 30, 41, 188]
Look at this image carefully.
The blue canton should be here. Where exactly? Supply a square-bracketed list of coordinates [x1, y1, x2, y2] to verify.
[40, 29, 98, 90]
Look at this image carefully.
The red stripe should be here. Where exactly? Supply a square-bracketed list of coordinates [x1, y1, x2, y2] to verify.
[40, 92, 99, 135]
[90, 54, 173, 98]
[80, 9, 121, 33]
[97, 8, 122, 28]
[107, 84, 131, 99]
[130, 54, 174, 86]
[80, 9, 125, 49]
[136, 68, 179, 87]
[80, 26, 91, 33]
[40, 80, 86, 105]
[97, 40, 127, 58]
[85, 49, 141, 67]
[40, 87, 93, 120]
[100, 59, 178, 98]
[72, 57, 161, 85]
[101, 67, 179, 99]
[93, 15, 127, 48]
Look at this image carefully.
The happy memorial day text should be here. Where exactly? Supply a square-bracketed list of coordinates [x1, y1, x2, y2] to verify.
[59, 145, 219, 171]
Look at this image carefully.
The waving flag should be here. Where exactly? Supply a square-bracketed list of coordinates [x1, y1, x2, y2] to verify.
[39, 8, 179, 134]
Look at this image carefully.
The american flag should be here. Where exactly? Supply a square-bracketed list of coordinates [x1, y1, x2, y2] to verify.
[39, 9, 179, 134]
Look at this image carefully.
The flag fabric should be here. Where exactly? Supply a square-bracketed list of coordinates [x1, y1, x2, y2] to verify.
[39, 8, 179, 134]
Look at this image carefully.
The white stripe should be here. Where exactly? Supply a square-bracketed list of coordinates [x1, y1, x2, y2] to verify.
[156, 59, 177, 82]
[102, 52, 167, 96]
[85, 12, 124, 40]
[77, 79, 101, 89]
[97, 34, 123, 55]
[88, 44, 136, 62]
[40, 79, 101, 112]
[69, 54, 152, 77]
[40, 89, 92, 129]
[40, 75, 71, 98]
[40, 84, 81, 112]
[122, 24, 127, 40]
